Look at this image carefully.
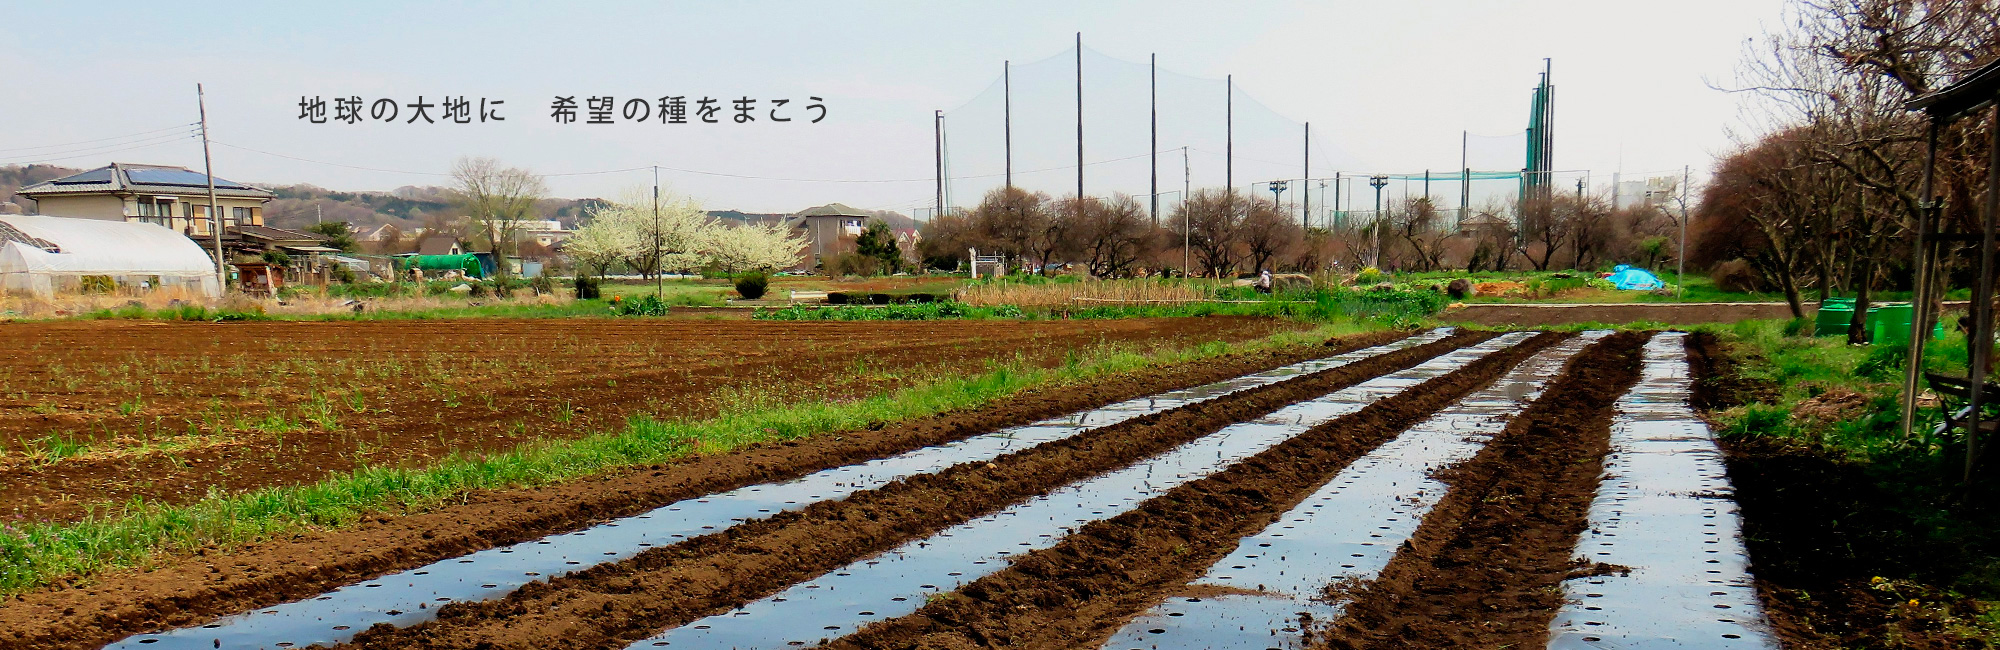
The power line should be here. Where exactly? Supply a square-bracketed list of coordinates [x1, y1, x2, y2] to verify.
[0, 131, 198, 166]
[213, 139, 1177, 185]
[0, 123, 198, 155]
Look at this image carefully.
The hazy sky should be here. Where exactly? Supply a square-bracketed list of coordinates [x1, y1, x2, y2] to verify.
[1, 0, 1788, 215]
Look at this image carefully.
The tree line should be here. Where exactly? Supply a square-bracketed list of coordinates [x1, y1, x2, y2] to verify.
[1694, 0, 1999, 342]
[912, 184, 1685, 279]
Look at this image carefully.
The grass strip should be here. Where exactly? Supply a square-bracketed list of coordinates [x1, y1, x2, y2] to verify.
[0, 319, 1380, 596]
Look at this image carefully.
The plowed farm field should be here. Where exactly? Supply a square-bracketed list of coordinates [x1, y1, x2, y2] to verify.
[0, 317, 1304, 522]
[5, 325, 1814, 650]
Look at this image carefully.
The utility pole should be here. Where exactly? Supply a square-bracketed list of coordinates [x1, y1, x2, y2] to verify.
[934, 110, 944, 219]
[1460, 130, 1469, 230]
[1333, 171, 1343, 229]
[1075, 32, 1084, 200]
[1150, 53, 1158, 226]
[653, 165, 662, 297]
[1303, 122, 1310, 229]
[1225, 74, 1233, 195]
[1369, 175, 1388, 269]
[197, 84, 224, 291]
[1004, 61, 1012, 191]
[315, 204, 322, 225]
[1679, 164, 1690, 299]
[1183, 146, 1191, 276]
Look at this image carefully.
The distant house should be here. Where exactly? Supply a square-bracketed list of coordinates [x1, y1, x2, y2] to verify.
[416, 235, 463, 256]
[12, 164, 355, 286]
[788, 203, 871, 269]
[1458, 211, 1514, 237]
[17, 163, 275, 236]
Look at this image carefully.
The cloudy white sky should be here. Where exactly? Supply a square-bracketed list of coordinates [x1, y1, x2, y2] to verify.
[0, 0, 1789, 214]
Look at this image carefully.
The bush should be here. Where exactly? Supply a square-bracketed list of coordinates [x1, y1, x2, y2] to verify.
[828, 252, 880, 277]
[1712, 259, 1764, 293]
[735, 272, 769, 300]
[1354, 266, 1383, 285]
[1446, 278, 1471, 299]
[612, 294, 669, 316]
[574, 275, 601, 300]
[530, 274, 556, 296]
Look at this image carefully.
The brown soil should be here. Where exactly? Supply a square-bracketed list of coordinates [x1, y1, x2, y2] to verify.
[0, 328, 1408, 650]
[0, 317, 1299, 522]
[1446, 302, 1796, 327]
[825, 333, 1567, 650]
[333, 331, 1493, 650]
[1692, 333, 2000, 650]
[1313, 331, 1648, 649]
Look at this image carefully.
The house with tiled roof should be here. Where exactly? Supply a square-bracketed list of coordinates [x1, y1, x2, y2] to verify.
[16, 163, 347, 289]
[17, 163, 276, 236]
[788, 203, 870, 269]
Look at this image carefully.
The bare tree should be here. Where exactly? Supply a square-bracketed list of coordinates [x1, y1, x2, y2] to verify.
[450, 156, 547, 278]
[1515, 196, 1571, 271]
[1072, 194, 1152, 278]
[968, 186, 1051, 271]
[1390, 196, 1453, 272]
[1170, 189, 1245, 277]
[1238, 196, 1302, 273]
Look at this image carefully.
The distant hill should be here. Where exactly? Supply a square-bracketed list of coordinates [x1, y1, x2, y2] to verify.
[0, 164, 84, 214]
[2, 164, 913, 234]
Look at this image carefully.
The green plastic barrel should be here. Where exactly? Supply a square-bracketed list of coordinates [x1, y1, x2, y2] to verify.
[1870, 302, 1913, 344]
[1815, 299, 1854, 338]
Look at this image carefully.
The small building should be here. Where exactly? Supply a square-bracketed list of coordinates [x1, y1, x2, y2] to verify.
[788, 203, 870, 269]
[415, 235, 463, 256]
[1458, 211, 1514, 237]
[0, 214, 220, 297]
[16, 163, 275, 236]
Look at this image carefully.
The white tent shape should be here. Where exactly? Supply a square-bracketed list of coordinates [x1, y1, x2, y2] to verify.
[0, 214, 220, 298]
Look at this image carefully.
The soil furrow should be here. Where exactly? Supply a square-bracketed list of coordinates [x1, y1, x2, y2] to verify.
[818, 331, 1567, 650]
[335, 332, 1494, 650]
[1311, 331, 1647, 649]
[4, 317, 1298, 522]
[0, 328, 1402, 650]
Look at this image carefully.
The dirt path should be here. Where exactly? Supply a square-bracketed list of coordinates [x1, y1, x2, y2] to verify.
[1445, 302, 1796, 326]
[0, 317, 1300, 521]
[0, 329, 1403, 650]
[1313, 331, 1647, 648]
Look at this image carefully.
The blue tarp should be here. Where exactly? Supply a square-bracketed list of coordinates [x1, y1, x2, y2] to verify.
[1606, 265, 1664, 291]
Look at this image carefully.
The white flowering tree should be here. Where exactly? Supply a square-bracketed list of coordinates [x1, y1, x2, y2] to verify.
[574, 189, 712, 279]
[564, 215, 632, 278]
[568, 188, 802, 281]
[707, 220, 805, 274]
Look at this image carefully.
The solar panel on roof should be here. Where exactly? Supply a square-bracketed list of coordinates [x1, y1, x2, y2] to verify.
[126, 168, 248, 189]
[50, 168, 114, 184]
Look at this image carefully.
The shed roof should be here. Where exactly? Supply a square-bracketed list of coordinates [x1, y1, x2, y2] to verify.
[1906, 57, 2000, 123]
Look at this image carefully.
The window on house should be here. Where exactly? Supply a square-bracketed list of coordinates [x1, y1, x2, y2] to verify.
[231, 207, 251, 227]
[135, 198, 174, 227]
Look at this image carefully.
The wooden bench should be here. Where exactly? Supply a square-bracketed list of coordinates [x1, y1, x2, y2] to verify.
[1925, 371, 2000, 436]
